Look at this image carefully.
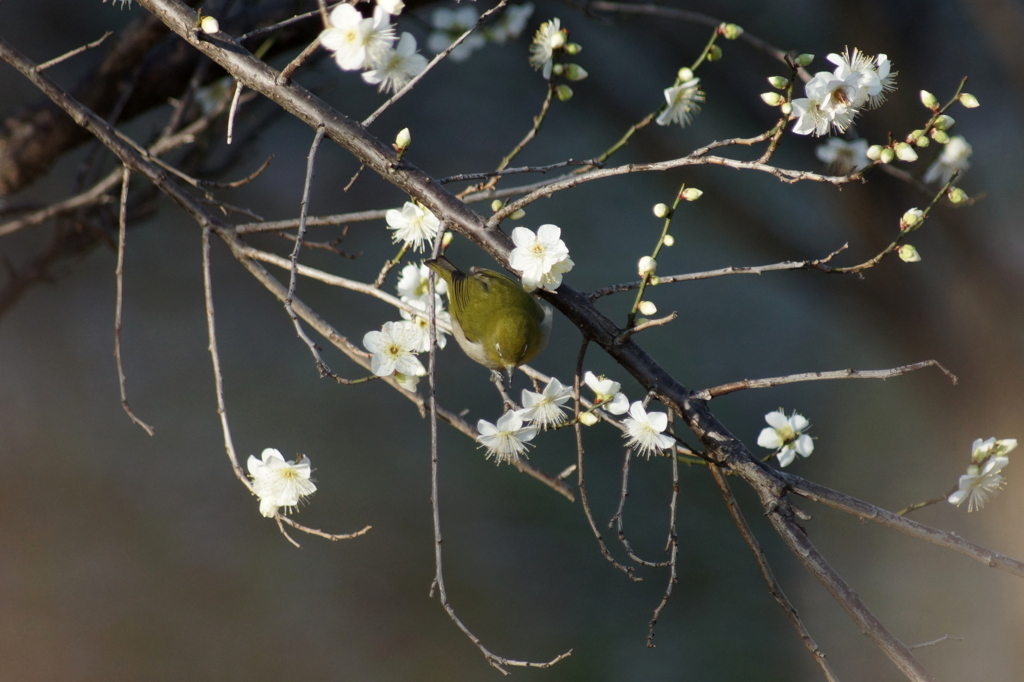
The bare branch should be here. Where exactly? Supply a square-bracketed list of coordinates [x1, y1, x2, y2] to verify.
[784, 473, 1024, 579]
[113, 166, 156, 436]
[698, 360, 959, 399]
[709, 464, 840, 682]
[35, 31, 112, 71]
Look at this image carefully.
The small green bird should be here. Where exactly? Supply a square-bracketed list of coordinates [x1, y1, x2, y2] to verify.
[425, 256, 553, 381]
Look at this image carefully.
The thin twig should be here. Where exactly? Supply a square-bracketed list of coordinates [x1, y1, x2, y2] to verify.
[362, 0, 509, 127]
[614, 312, 677, 344]
[709, 463, 840, 682]
[783, 473, 1024, 578]
[589, 245, 849, 300]
[226, 79, 243, 144]
[572, 340, 641, 581]
[113, 167, 156, 436]
[438, 158, 600, 185]
[908, 635, 963, 651]
[284, 125, 337, 378]
[235, 209, 388, 233]
[203, 226, 368, 542]
[277, 37, 320, 85]
[425, 239, 571, 675]
[896, 486, 959, 516]
[609, 446, 668, 568]
[698, 360, 959, 399]
[35, 31, 112, 71]
[647, 412, 681, 648]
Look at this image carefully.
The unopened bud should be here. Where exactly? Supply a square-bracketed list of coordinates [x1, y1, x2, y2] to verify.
[579, 412, 599, 426]
[662, 234, 675, 247]
[780, 101, 792, 116]
[898, 244, 921, 263]
[555, 84, 573, 101]
[959, 92, 979, 108]
[760, 92, 784, 106]
[930, 129, 950, 144]
[638, 256, 657, 277]
[933, 114, 955, 131]
[441, 231, 454, 248]
[564, 42, 582, 55]
[681, 187, 703, 201]
[796, 53, 814, 67]
[394, 127, 411, 151]
[900, 208, 924, 231]
[768, 76, 790, 89]
[920, 90, 939, 109]
[200, 15, 220, 34]
[915, 136, 930, 148]
[720, 23, 743, 40]
[707, 45, 723, 61]
[879, 147, 896, 164]
[509, 209, 526, 220]
[653, 203, 670, 218]
[907, 129, 924, 142]
[551, 63, 564, 77]
[866, 145, 884, 161]
[894, 142, 919, 162]
[638, 300, 658, 316]
[564, 64, 588, 81]
[491, 199, 504, 212]
[947, 187, 969, 204]
[677, 67, 694, 82]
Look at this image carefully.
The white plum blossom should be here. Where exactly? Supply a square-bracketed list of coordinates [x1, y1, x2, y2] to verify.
[320, 4, 396, 71]
[427, 7, 486, 62]
[529, 18, 566, 79]
[791, 70, 863, 136]
[970, 437, 1018, 464]
[399, 296, 451, 352]
[758, 409, 814, 467]
[583, 371, 629, 415]
[948, 457, 1009, 512]
[509, 224, 573, 292]
[520, 377, 572, 429]
[655, 77, 705, 128]
[362, 33, 428, 93]
[815, 138, 870, 173]
[828, 48, 896, 109]
[622, 401, 676, 457]
[486, 3, 535, 43]
[362, 321, 427, 377]
[397, 262, 447, 303]
[386, 202, 441, 252]
[922, 135, 972, 184]
[477, 410, 538, 463]
[247, 448, 317, 517]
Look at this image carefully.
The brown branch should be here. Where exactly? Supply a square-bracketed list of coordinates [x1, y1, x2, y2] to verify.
[35, 31, 113, 72]
[113, 166, 156, 436]
[709, 463, 840, 682]
[699, 360, 958, 399]
[784, 473, 1024, 578]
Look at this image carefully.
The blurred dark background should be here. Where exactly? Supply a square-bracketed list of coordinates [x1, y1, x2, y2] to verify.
[1, 0, 1023, 680]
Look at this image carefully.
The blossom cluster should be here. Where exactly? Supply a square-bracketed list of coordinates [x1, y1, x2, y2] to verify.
[509, 224, 574, 292]
[361, 261, 454, 390]
[948, 437, 1017, 512]
[475, 372, 675, 463]
[320, 1, 427, 94]
[791, 49, 896, 136]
